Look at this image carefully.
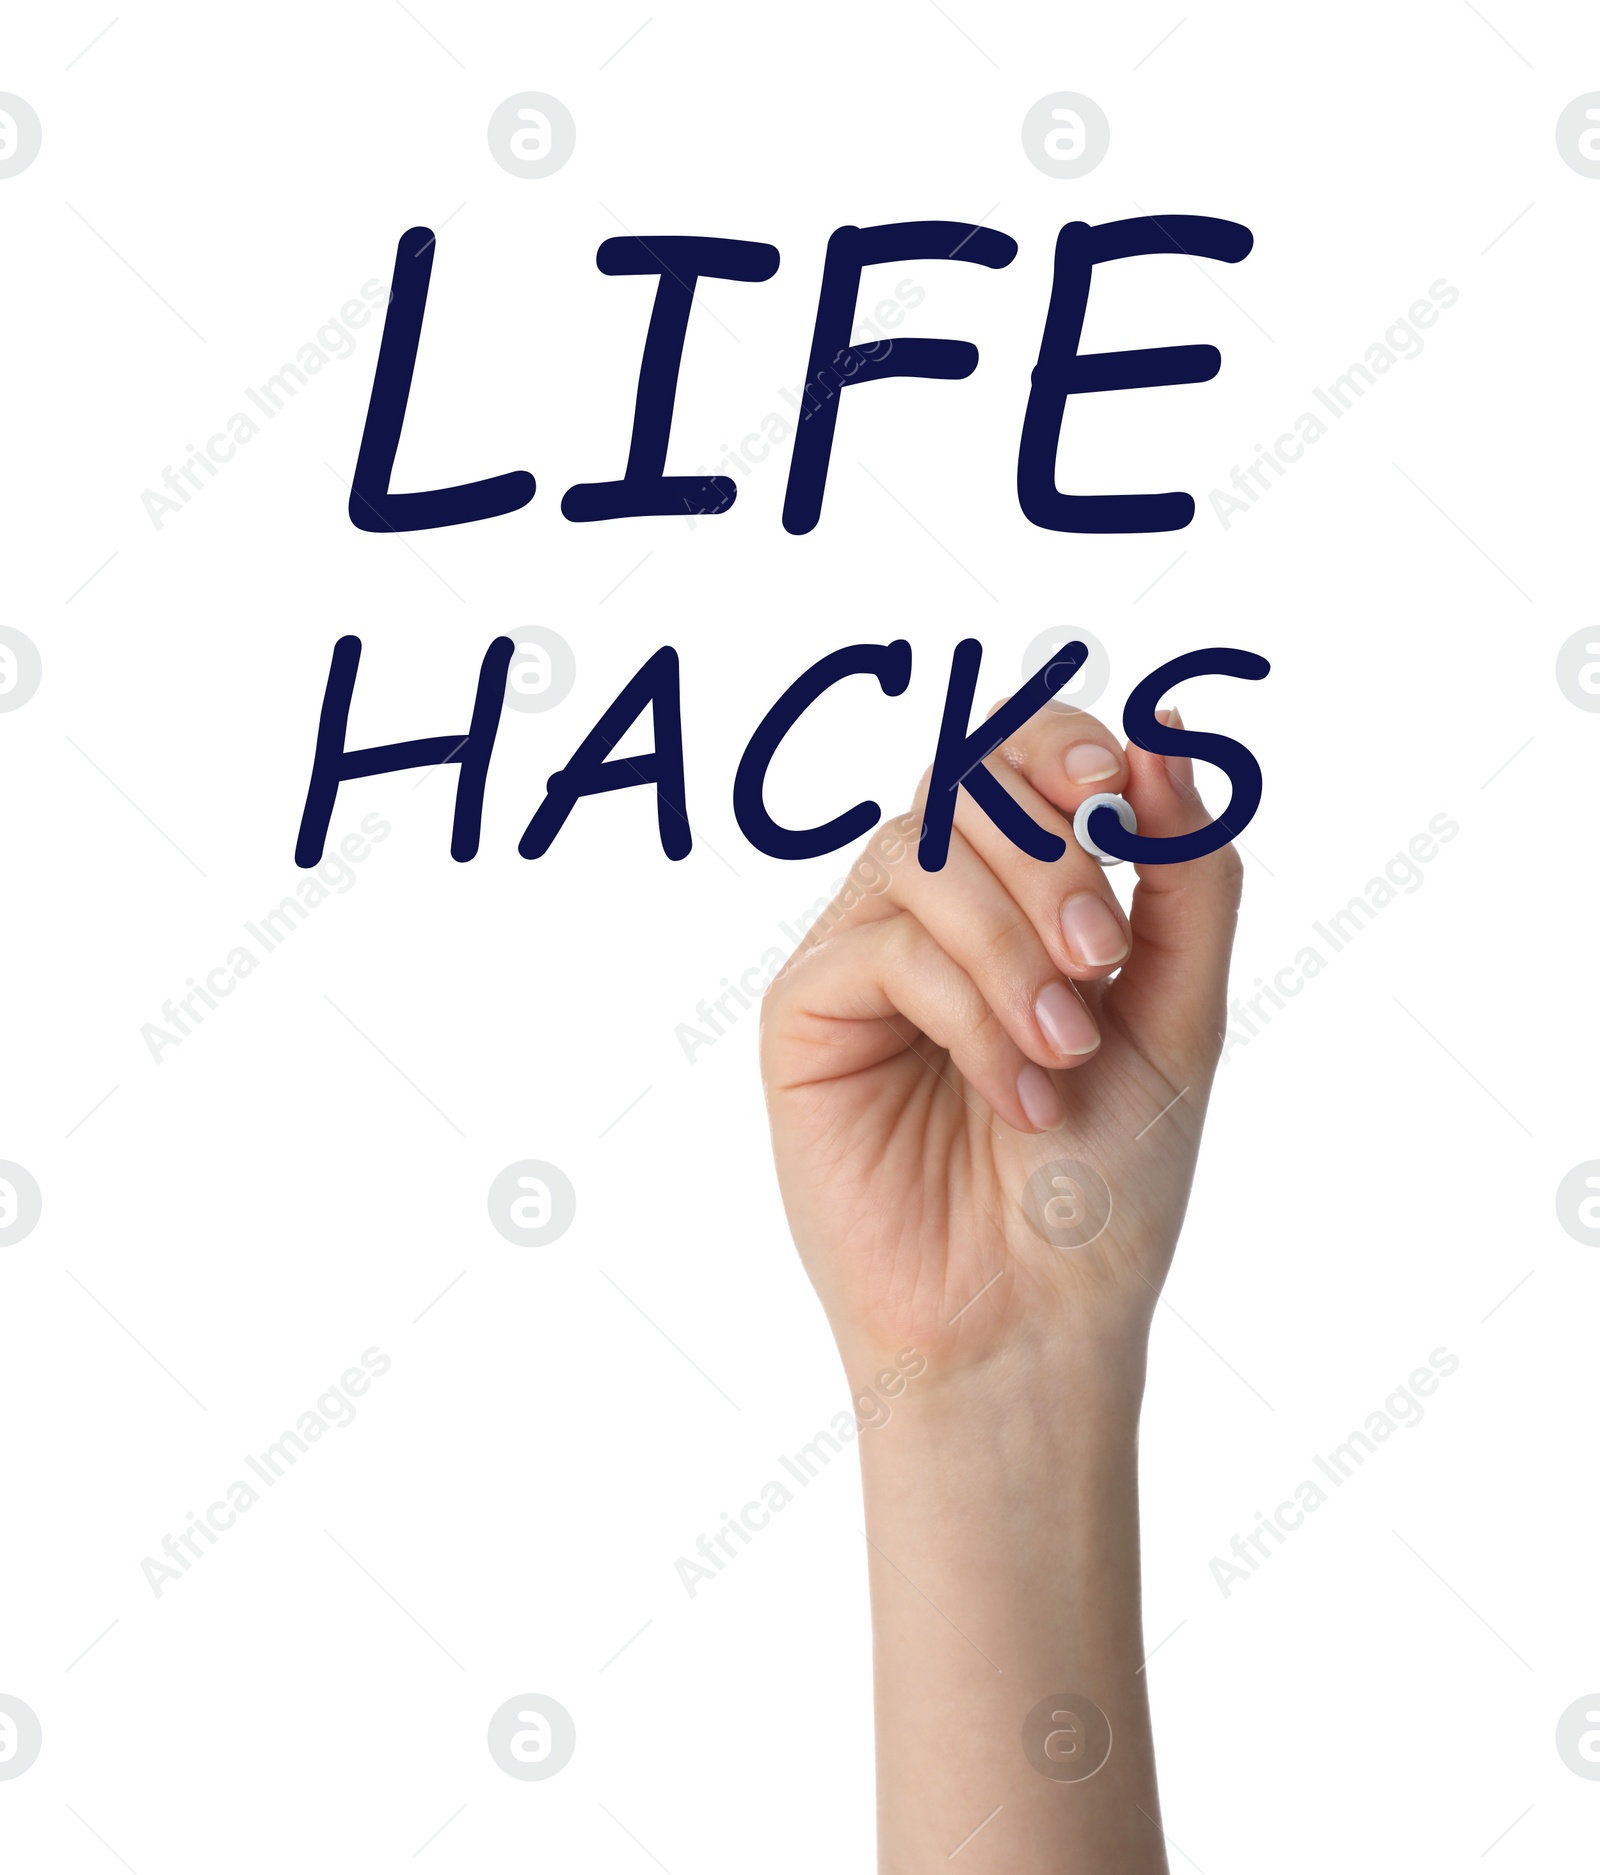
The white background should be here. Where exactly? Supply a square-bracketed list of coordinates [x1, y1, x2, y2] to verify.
[1, 2, 1597, 1869]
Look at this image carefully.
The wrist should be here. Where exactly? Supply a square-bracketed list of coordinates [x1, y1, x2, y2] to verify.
[837, 1321, 1151, 1453]
[852, 1347, 1145, 1532]
[847, 1321, 1166, 1873]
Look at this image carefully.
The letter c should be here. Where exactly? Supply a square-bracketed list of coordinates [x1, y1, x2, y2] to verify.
[734, 641, 913, 859]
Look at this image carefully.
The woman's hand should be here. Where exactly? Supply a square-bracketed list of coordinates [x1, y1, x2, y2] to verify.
[759, 694, 1244, 1874]
[760, 696, 1242, 1379]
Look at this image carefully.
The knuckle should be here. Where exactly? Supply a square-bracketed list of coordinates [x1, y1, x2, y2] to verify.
[958, 994, 1007, 1056]
[972, 906, 1044, 988]
[882, 909, 923, 971]
[865, 810, 921, 882]
[1053, 709, 1116, 747]
[1212, 843, 1246, 897]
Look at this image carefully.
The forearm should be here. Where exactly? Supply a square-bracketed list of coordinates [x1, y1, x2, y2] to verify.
[852, 1340, 1168, 1874]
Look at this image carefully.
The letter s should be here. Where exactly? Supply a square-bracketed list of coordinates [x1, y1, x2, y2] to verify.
[1082, 647, 1270, 864]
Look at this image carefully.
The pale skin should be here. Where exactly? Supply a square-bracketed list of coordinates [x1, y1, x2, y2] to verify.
[760, 696, 1241, 1873]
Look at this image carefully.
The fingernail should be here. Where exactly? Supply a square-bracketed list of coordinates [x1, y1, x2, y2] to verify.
[1157, 706, 1183, 729]
[1064, 742, 1119, 785]
[1017, 1062, 1066, 1129]
[1035, 981, 1100, 1057]
[1060, 894, 1130, 969]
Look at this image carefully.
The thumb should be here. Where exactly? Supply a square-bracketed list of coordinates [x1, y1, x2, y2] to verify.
[1110, 708, 1245, 1072]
